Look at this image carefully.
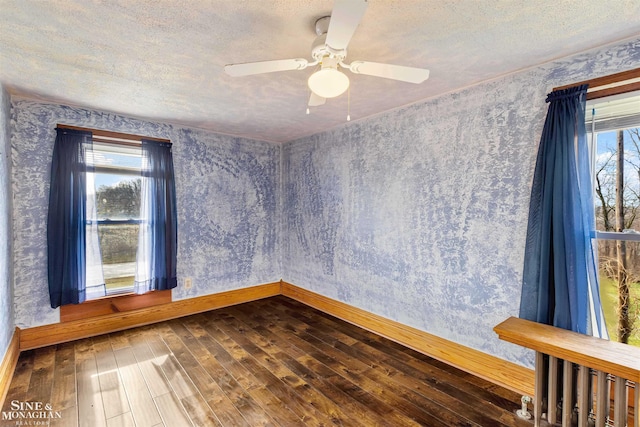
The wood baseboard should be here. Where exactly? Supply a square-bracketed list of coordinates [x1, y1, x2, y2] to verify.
[281, 281, 535, 397]
[20, 282, 281, 351]
[15, 280, 533, 397]
[0, 328, 21, 408]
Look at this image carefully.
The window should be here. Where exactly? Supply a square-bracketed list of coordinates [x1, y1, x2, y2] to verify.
[586, 90, 640, 345]
[48, 125, 177, 315]
[89, 142, 142, 295]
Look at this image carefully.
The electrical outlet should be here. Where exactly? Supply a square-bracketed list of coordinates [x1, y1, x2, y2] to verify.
[184, 277, 193, 289]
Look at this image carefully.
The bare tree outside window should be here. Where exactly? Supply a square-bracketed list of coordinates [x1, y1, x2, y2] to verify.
[593, 127, 640, 345]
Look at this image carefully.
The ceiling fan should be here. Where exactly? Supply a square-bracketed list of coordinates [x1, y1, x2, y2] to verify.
[224, 0, 430, 109]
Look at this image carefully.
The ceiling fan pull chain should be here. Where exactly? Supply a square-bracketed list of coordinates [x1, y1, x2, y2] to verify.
[347, 85, 351, 121]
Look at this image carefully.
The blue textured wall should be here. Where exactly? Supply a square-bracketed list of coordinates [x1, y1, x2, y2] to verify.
[0, 86, 14, 361]
[282, 38, 640, 367]
[7, 37, 639, 367]
[11, 100, 280, 328]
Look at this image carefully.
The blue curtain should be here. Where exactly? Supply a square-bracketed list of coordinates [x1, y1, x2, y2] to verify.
[519, 85, 607, 338]
[47, 128, 106, 308]
[134, 139, 177, 293]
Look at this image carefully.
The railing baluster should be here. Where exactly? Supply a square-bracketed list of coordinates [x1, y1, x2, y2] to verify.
[494, 318, 640, 427]
[613, 376, 627, 427]
[578, 365, 590, 427]
[563, 361, 574, 427]
[634, 382, 638, 427]
[596, 370, 609, 427]
[548, 355, 558, 424]
[534, 351, 544, 427]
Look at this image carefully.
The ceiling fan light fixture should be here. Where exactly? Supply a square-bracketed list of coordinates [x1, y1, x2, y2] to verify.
[308, 67, 350, 98]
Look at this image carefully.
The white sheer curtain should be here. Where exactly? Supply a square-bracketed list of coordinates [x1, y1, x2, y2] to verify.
[134, 167, 152, 293]
[133, 139, 177, 294]
[85, 170, 106, 300]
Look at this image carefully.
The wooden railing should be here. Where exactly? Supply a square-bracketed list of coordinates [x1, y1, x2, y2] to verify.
[495, 317, 640, 427]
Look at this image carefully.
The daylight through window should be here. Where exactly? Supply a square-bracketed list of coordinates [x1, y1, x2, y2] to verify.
[88, 142, 142, 295]
[586, 90, 640, 345]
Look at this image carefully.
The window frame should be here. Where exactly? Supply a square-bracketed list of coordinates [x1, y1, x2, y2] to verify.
[585, 92, 640, 243]
[90, 143, 144, 295]
[554, 68, 640, 243]
[560, 69, 640, 343]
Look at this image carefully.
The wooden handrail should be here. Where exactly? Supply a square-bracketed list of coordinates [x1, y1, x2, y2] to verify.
[494, 317, 640, 383]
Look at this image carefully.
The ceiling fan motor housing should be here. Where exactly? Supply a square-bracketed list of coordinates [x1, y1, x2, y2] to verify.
[311, 16, 347, 63]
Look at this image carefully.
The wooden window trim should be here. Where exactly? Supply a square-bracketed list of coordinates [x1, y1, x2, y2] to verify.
[553, 68, 640, 100]
[60, 290, 172, 322]
[57, 124, 171, 147]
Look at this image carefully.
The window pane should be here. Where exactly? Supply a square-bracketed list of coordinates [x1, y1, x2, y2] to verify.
[91, 143, 142, 295]
[592, 127, 640, 346]
[98, 223, 138, 292]
[591, 128, 640, 233]
[597, 239, 640, 346]
[89, 143, 142, 169]
[588, 92, 640, 346]
[95, 174, 141, 220]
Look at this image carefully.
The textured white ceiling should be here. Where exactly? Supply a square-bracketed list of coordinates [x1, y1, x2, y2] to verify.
[1, 0, 639, 143]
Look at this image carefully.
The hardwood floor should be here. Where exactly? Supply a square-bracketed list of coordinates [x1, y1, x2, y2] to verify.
[1, 296, 530, 426]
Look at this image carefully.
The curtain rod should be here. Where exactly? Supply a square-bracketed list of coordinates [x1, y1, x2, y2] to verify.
[56, 124, 171, 145]
[553, 68, 640, 100]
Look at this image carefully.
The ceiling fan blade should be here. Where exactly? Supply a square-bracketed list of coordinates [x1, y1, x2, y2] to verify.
[325, 0, 368, 50]
[308, 92, 326, 107]
[348, 61, 430, 84]
[224, 58, 309, 77]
